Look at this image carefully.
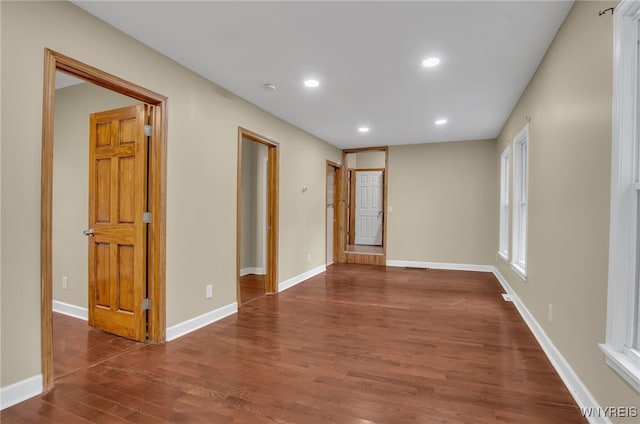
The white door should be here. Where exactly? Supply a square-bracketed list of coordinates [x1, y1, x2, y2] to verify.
[355, 170, 383, 245]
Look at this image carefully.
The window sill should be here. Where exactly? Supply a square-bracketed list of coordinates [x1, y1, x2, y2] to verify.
[599, 343, 640, 392]
[497, 251, 509, 263]
[510, 263, 527, 281]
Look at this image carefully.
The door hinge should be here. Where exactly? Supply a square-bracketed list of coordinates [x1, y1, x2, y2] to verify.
[143, 211, 152, 224]
[142, 298, 151, 310]
[144, 125, 152, 137]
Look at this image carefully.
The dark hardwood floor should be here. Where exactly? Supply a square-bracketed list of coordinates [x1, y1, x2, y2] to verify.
[239, 273, 266, 305]
[53, 313, 141, 380]
[2, 264, 586, 423]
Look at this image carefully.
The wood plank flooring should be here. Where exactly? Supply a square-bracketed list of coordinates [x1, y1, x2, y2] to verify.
[2, 264, 586, 423]
[239, 274, 266, 305]
[53, 313, 141, 380]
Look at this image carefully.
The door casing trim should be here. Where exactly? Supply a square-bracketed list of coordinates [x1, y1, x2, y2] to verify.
[236, 127, 280, 303]
[326, 161, 342, 265]
[339, 147, 388, 264]
[41, 48, 167, 391]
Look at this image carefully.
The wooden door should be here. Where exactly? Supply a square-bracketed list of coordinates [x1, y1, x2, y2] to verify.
[355, 170, 383, 245]
[87, 104, 148, 341]
[326, 166, 335, 264]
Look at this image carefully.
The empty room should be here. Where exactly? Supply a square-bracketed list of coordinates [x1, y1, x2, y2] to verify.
[1, 1, 639, 423]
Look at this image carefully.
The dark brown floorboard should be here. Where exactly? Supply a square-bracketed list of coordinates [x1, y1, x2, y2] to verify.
[2, 264, 586, 423]
[239, 273, 266, 305]
[52, 313, 141, 380]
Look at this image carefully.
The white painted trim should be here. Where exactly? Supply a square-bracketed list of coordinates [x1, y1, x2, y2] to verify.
[498, 146, 510, 258]
[278, 264, 326, 292]
[240, 267, 265, 276]
[166, 302, 237, 341]
[496, 251, 509, 263]
[599, 344, 640, 392]
[0, 374, 43, 410]
[510, 262, 527, 282]
[386, 260, 494, 273]
[492, 267, 609, 424]
[511, 124, 529, 278]
[52, 300, 88, 321]
[602, 0, 640, 393]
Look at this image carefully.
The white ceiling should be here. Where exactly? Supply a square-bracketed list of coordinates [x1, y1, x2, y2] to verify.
[73, 1, 573, 149]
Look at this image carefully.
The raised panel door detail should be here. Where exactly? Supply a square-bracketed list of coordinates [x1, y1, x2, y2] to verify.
[355, 171, 383, 246]
[95, 243, 111, 308]
[118, 156, 135, 224]
[88, 104, 148, 342]
[117, 244, 135, 313]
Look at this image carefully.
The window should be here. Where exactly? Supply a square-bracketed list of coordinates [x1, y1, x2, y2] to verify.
[511, 125, 528, 279]
[600, 0, 640, 392]
[498, 147, 510, 261]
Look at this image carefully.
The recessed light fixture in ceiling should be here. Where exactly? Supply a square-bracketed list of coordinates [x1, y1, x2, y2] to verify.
[435, 119, 448, 125]
[304, 79, 320, 88]
[422, 57, 441, 68]
[358, 127, 370, 133]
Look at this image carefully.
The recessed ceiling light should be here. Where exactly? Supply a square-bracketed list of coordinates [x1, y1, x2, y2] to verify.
[358, 127, 370, 133]
[422, 57, 441, 68]
[304, 79, 320, 88]
[435, 119, 448, 125]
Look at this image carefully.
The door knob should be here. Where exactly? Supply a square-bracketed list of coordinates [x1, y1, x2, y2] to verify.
[83, 228, 95, 237]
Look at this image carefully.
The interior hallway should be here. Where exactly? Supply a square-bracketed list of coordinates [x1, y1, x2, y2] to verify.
[2, 265, 586, 423]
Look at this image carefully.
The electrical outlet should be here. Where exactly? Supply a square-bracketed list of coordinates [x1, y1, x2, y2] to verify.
[62, 276, 68, 290]
[205, 284, 213, 299]
[548, 304, 553, 323]
[307, 253, 311, 262]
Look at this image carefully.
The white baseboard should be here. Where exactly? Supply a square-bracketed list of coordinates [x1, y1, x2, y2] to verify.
[491, 267, 609, 424]
[386, 259, 494, 273]
[166, 302, 237, 341]
[240, 267, 265, 276]
[0, 374, 42, 410]
[52, 300, 88, 321]
[279, 264, 326, 292]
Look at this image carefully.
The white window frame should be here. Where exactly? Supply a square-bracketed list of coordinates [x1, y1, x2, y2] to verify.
[498, 147, 510, 262]
[600, 0, 640, 393]
[511, 125, 529, 280]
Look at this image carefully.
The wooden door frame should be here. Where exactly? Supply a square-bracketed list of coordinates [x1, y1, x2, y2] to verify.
[347, 169, 356, 245]
[41, 49, 167, 391]
[326, 161, 342, 265]
[236, 128, 279, 305]
[338, 147, 388, 265]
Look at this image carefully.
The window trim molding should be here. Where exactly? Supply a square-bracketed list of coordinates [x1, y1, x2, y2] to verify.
[498, 146, 510, 262]
[511, 124, 529, 281]
[600, 0, 640, 393]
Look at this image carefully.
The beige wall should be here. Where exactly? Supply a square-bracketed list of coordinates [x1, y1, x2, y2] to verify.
[53, 81, 138, 308]
[240, 138, 267, 272]
[0, 0, 340, 388]
[347, 150, 385, 169]
[494, 1, 639, 420]
[387, 140, 498, 265]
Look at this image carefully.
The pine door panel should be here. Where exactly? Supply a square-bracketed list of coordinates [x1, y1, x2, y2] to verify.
[88, 104, 148, 342]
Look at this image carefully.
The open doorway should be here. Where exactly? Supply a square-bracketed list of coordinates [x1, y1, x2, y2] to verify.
[41, 49, 167, 390]
[52, 72, 146, 380]
[236, 128, 279, 306]
[341, 147, 388, 265]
